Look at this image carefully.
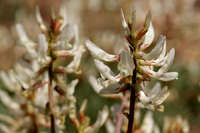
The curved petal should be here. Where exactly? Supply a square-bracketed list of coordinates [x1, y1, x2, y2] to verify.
[140, 22, 155, 50]
[36, 6, 47, 32]
[158, 72, 178, 81]
[85, 40, 118, 62]
[118, 50, 135, 77]
[94, 59, 118, 82]
[143, 35, 166, 60]
[158, 48, 175, 74]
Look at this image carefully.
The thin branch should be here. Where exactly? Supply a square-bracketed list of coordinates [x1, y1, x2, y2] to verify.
[115, 91, 129, 133]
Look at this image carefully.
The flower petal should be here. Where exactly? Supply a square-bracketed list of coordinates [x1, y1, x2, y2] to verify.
[140, 22, 155, 50]
[86, 106, 109, 133]
[118, 50, 135, 77]
[65, 45, 85, 74]
[158, 48, 175, 74]
[137, 102, 164, 112]
[143, 35, 166, 60]
[36, 6, 47, 32]
[59, 4, 67, 30]
[141, 112, 154, 133]
[66, 79, 79, 96]
[146, 82, 161, 98]
[85, 40, 118, 62]
[138, 90, 151, 104]
[152, 86, 169, 105]
[120, 8, 129, 31]
[100, 83, 125, 94]
[105, 119, 115, 133]
[16, 24, 38, 58]
[158, 72, 178, 81]
[94, 59, 118, 82]
[60, 24, 76, 42]
[38, 34, 48, 57]
[88, 75, 103, 93]
[0, 90, 20, 111]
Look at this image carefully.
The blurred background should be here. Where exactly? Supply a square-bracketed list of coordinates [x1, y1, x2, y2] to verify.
[0, 0, 199, 132]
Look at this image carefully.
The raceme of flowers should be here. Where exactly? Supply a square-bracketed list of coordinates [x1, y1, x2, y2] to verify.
[0, 5, 108, 133]
[87, 8, 178, 112]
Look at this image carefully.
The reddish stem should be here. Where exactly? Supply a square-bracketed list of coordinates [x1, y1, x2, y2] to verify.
[115, 91, 129, 133]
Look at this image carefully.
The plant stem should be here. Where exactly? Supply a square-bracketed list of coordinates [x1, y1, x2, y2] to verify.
[48, 61, 56, 133]
[32, 114, 39, 133]
[115, 91, 129, 133]
[127, 58, 137, 133]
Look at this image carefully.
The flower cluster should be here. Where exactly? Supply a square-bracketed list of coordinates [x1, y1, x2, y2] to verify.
[0, 5, 86, 133]
[105, 111, 189, 133]
[87, 8, 178, 113]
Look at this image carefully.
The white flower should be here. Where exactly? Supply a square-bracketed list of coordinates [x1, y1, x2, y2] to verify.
[36, 6, 47, 32]
[120, 8, 129, 30]
[0, 71, 20, 91]
[138, 82, 169, 111]
[66, 79, 79, 97]
[34, 71, 49, 108]
[85, 106, 109, 133]
[142, 35, 166, 60]
[140, 22, 155, 51]
[94, 59, 119, 82]
[86, 40, 136, 96]
[59, 4, 67, 30]
[141, 112, 154, 133]
[120, 8, 131, 36]
[105, 119, 115, 133]
[140, 48, 178, 81]
[88, 75, 103, 93]
[64, 44, 85, 73]
[16, 24, 37, 58]
[118, 50, 135, 77]
[163, 115, 190, 133]
[85, 40, 118, 62]
[38, 34, 48, 60]
[0, 90, 21, 113]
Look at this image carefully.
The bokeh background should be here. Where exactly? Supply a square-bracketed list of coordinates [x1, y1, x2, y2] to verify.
[0, 0, 199, 132]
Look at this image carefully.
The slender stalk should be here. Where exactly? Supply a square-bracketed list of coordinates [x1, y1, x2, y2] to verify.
[115, 91, 129, 133]
[32, 114, 39, 133]
[28, 114, 39, 133]
[48, 61, 56, 133]
[127, 57, 137, 133]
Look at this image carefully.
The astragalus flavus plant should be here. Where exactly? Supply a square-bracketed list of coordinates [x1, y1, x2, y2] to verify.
[0, 3, 183, 133]
[86, 9, 178, 133]
[0, 5, 109, 133]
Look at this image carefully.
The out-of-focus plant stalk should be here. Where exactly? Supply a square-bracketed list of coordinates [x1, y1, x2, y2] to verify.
[48, 54, 56, 133]
[47, 22, 58, 133]
[115, 91, 129, 133]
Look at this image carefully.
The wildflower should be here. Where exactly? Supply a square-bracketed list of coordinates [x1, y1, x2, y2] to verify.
[85, 8, 179, 133]
[0, 5, 85, 133]
[86, 9, 178, 113]
[163, 115, 189, 133]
